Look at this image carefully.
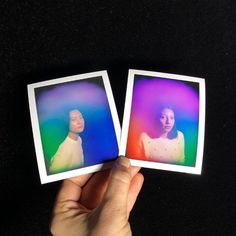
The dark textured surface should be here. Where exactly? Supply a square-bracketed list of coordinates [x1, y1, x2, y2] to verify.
[0, 1, 235, 235]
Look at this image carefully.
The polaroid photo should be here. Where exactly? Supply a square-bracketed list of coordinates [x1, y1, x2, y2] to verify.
[120, 69, 205, 174]
[28, 71, 120, 184]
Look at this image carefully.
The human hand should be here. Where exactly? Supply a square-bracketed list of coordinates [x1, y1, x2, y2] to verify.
[50, 156, 144, 236]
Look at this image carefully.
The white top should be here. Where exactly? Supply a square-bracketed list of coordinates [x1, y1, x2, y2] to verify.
[139, 131, 185, 164]
[49, 136, 84, 174]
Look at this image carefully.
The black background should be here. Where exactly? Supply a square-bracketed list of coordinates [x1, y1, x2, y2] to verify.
[0, 1, 235, 235]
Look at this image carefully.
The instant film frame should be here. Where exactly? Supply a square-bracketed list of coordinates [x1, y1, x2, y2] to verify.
[28, 71, 120, 184]
[120, 69, 205, 174]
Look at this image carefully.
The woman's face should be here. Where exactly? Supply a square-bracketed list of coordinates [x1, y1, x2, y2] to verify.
[159, 108, 175, 133]
[69, 110, 85, 133]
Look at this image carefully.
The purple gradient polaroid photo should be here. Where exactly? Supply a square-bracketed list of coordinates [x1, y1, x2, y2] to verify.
[120, 69, 205, 174]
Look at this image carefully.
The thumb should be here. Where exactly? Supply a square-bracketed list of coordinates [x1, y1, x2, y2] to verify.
[102, 156, 131, 213]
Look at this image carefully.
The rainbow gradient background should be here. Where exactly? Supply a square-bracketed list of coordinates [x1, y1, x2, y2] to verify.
[35, 77, 119, 175]
[126, 75, 199, 166]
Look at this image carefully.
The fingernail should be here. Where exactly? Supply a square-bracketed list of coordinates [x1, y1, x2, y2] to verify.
[116, 156, 130, 168]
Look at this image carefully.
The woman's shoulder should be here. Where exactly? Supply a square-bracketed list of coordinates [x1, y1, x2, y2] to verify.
[177, 130, 184, 139]
[140, 132, 150, 140]
[139, 132, 152, 144]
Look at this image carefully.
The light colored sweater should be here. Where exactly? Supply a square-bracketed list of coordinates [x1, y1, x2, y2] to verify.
[49, 136, 84, 174]
[140, 131, 185, 164]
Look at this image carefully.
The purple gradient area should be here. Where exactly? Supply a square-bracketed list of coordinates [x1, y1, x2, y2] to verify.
[36, 82, 108, 122]
[130, 77, 199, 136]
[133, 78, 199, 115]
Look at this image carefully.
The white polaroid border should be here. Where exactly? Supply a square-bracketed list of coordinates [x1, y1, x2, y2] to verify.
[120, 69, 205, 175]
[28, 70, 120, 184]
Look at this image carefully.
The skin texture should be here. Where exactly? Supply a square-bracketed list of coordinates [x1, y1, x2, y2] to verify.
[50, 157, 144, 236]
[68, 109, 85, 141]
[159, 108, 175, 137]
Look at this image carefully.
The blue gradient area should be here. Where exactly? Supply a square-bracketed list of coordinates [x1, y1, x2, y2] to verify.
[35, 79, 119, 172]
[80, 108, 118, 166]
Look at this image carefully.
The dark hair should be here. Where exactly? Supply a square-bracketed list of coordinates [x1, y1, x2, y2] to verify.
[167, 123, 178, 139]
[157, 106, 178, 139]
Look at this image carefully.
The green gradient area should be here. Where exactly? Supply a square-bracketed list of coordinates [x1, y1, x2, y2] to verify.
[39, 119, 68, 166]
[184, 131, 198, 166]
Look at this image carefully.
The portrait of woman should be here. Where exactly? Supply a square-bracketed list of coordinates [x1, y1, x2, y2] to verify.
[28, 71, 120, 183]
[120, 70, 205, 174]
[139, 106, 185, 164]
[49, 109, 85, 174]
